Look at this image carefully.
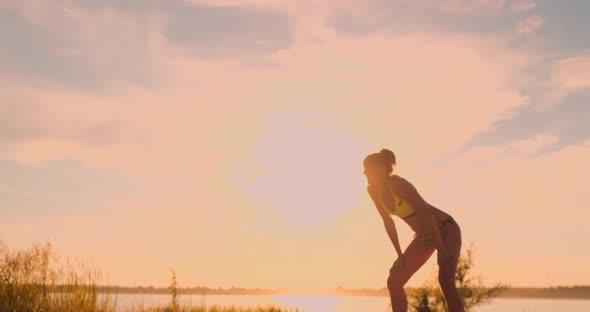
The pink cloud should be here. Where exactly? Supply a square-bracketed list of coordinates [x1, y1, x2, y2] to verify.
[552, 54, 590, 90]
[439, 0, 507, 14]
[0, 0, 174, 88]
[516, 14, 545, 35]
[505, 133, 560, 155]
[509, 0, 537, 12]
[536, 53, 590, 110]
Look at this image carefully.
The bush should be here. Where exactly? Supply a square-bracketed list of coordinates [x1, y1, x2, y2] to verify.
[408, 243, 509, 312]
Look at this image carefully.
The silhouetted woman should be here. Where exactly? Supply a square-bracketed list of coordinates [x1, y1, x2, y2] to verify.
[364, 149, 465, 312]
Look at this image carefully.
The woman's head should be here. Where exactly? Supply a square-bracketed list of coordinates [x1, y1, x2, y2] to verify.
[363, 149, 397, 185]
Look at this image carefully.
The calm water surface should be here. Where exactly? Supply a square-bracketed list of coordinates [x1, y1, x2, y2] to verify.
[112, 293, 590, 312]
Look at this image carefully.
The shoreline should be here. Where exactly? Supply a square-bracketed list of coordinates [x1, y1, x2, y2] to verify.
[92, 286, 590, 300]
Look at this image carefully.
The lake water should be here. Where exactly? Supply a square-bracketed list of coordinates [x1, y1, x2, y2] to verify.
[112, 293, 590, 311]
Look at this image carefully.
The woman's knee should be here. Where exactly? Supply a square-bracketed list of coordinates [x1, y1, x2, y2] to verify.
[387, 262, 405, 289]
[387, 273, 404, 290]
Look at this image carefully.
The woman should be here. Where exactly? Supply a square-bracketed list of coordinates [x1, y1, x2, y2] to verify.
[364, 149, 464, 312]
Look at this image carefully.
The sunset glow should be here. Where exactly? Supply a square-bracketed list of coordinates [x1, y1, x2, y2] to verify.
[1, 0, 589, 293]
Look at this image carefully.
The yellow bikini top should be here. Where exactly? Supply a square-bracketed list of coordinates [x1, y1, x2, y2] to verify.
[387, 194, 415, 219]
[378, 178, 416, 219]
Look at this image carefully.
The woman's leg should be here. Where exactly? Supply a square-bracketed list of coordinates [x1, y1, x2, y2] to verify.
[437, 220, 465, 312]
[388, 238, 435, 311]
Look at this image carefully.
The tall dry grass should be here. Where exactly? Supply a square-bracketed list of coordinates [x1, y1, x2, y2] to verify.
[127, 306, 297, 312]
[0, 240, 116, 312]
[0, 241, 298, 312]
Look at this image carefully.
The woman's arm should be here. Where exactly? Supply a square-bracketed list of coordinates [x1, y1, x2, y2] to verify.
[389, 177, 447, 254]
[367, 185, 403, 258]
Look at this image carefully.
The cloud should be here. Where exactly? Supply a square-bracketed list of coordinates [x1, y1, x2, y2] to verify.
[185, 0, 293, 9]
[547, 54, 590, 101]
[516, 14, 545, 35]
[0, 9, 95, 88]
[0, 157, 131, 220]
[0, 1, 171, 90]
[324, 0, 539, 41]
[164, 1, 294, 59]
[465, 88, 590, 155]
[439, 0, 507, 15]
[509, 0, 537, 12]
[0, 20, 533, 234]
[505, 133, 560, 155]
[0, 5, 534, 174]
[0, 78, 147, 154]
[461, 48, 590, 154]
[453, 133, 559, 167]
[0, 0, 293, 90]
[533, 0, 590, 52]
[0, 184, 56, 198]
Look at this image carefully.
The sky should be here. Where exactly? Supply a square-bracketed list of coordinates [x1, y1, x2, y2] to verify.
[0, 0, 589, 290]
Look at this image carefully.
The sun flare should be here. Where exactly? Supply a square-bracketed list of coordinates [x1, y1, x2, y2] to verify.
[234, 111, 370, 228]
